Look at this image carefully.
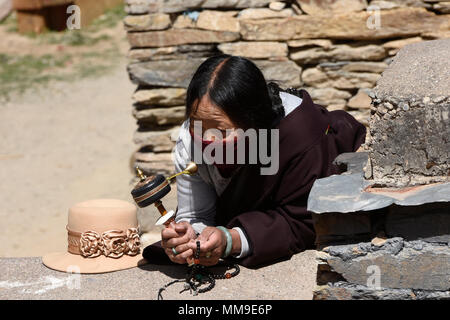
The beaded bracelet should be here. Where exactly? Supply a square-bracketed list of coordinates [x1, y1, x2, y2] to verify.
[217, 226, 232, 258]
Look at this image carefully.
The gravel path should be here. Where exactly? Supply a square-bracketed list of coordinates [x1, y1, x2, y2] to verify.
[0, 60, 149, 257]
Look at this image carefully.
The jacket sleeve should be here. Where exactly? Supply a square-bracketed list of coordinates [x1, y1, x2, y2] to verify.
[173, 130, 217, 234]
[224, 105, 366, 268]
[224, 143, 329, 268]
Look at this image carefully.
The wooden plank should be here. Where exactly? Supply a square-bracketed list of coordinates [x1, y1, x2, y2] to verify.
[13, 0, 72, 10]
[16, 9, 47, 33]
[74, 0, 123, 27]
[14, 0, 123, 33]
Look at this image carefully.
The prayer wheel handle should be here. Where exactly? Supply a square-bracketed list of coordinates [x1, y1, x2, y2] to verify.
[166, 162, 198, 181]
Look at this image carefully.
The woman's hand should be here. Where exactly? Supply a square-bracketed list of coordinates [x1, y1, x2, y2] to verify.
[188, 226, 227, 266]
[161, 221, 197, 264]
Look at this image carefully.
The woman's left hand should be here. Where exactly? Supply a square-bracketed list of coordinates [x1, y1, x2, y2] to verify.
[188, 226, 226, 266]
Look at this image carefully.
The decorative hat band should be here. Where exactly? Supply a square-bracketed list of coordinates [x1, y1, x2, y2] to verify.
[67, 226, 141, 259]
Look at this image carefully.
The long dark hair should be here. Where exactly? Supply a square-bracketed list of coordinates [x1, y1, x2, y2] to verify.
[185, 55, 285, 129]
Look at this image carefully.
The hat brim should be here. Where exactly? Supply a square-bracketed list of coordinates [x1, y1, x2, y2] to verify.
[42, 251, 148, 274]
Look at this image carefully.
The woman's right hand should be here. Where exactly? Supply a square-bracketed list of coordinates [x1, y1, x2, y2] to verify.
[161, 221, 197, 264]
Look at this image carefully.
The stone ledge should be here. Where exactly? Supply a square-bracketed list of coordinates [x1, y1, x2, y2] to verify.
[307, 152, 450, 214]
[0, 252, 317, 300]
[321, 238, 450, 291]
[314, 281, 450, 300]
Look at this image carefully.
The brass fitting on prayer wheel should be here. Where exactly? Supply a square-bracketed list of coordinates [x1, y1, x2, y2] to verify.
[130, 162, 198, 227]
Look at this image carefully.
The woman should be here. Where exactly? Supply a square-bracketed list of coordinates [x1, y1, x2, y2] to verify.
[143, 54, 366, 268]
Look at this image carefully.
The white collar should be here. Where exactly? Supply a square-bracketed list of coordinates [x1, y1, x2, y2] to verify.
[279, 91, 303, 117]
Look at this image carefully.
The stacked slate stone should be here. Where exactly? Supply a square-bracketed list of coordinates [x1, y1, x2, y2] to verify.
[308, 39, 450, 300]
[124, 0, 450, 175]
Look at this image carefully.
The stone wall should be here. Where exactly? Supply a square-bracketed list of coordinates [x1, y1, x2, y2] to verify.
[313, 202, 450, 299]
[309, 38, 449, 300]
[124, 0, 450, 175]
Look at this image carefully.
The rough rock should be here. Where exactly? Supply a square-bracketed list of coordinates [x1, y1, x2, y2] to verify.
[127, 45, 217, 62]
[347, 89, 372, 109]
[196, 10, 240, 33]
[124, 0, 150, 14]
[287, 39, 333, 49]
[132, 88, 187, 106]
[367, 39, 450, 187]
[127, 59, 207, 88]
[218, 41, 288, 59]
[290, 44, 386, 64]
[123, 13, 171, 31]
[134, 152, 175, 175]
[348, 109, 370, 126]
[325, 239, 450, 290]
[338, 61, 388, 73]
[371, 0, 432, 9]
[433, 2, 450, 14]
[317, 61, 388, 74]
[125, 0, 274, 14]
[382, 36, 423, 56]
[127, 29, 240, 48]
[269, 1, 285, 11]
[173, 15, 197, 29]
[302, 67, 380, 89]
[133, 127, 179, 152]
[369, 0, 433, 10]
[238, 7, 293, 19]
[306, 87, 352, 108]
[295, 0, 367, 15]
[128, 58, 302, 89]
[254, 60, 302, 88]
[369, 0, 400, 10]
[240, 7, 449, 40]
[422, 30, 450, 40]
[133, 106, 185, 126]
[307, 156, 450, 214]
[371, 232, 387, 246]
[314, 282, 450, 300]
[326, 104, 347, 111]
[129, 48, 179, 62]
[307, 87, 352, 102]
[291, 3, 303, 15]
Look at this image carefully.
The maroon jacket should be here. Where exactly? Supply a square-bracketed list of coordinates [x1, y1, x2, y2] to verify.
[215, 89, 366, 268]
[142, 89, 365, 268]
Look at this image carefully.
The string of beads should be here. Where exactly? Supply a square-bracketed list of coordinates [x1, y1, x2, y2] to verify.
[157, 240, 240, 299]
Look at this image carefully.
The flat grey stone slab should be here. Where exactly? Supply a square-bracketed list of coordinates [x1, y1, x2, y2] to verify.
[307, 152, 450, 214]
[0, 253, 317, 300]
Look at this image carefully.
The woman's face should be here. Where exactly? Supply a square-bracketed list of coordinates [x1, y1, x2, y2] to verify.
[189, 95, 239, 141]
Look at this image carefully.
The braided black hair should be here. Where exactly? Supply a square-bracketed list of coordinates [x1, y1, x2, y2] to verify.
[267, 82, 285, 116]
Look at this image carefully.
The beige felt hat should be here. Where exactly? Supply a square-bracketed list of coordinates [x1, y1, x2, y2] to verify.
[42, 199, 147, 274]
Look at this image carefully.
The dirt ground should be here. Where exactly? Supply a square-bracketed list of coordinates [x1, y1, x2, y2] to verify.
[0, 11, 169, 257]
